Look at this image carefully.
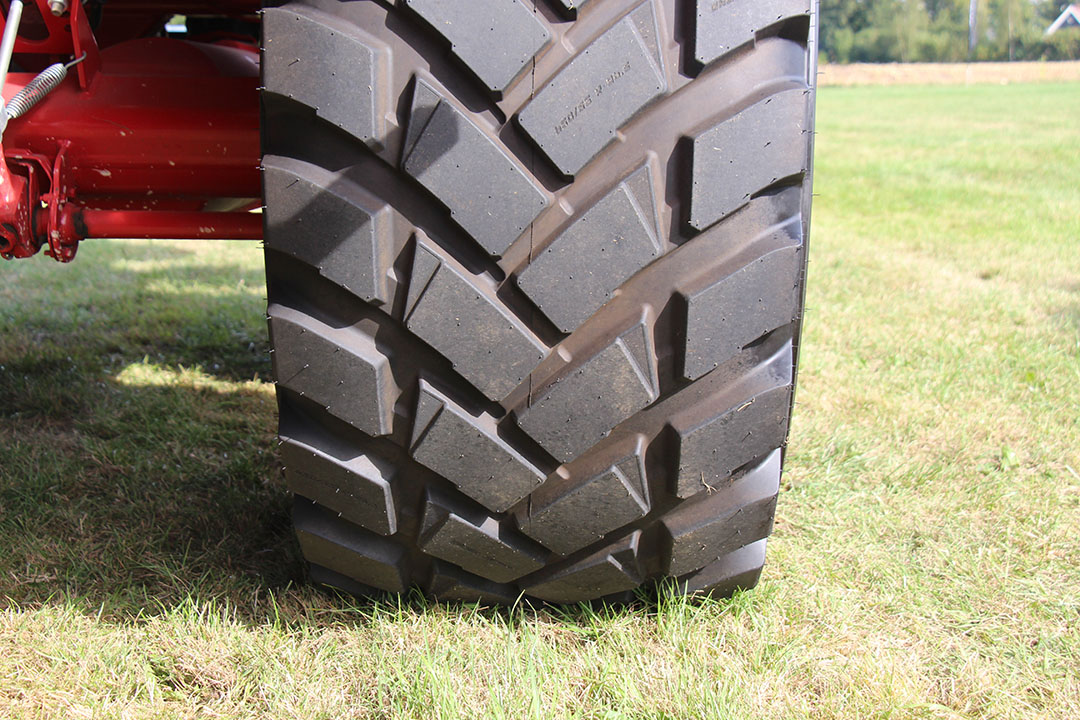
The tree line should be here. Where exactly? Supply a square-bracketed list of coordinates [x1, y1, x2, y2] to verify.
[820, 0, 1080, 63]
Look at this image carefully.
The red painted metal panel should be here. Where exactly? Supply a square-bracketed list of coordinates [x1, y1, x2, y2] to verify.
[0, 1, 264, 258]
[3, 39, 260, 200]
[90, 1, 262, 11]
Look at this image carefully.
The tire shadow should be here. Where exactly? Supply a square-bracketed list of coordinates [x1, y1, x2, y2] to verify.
[0, 240, 304, 620]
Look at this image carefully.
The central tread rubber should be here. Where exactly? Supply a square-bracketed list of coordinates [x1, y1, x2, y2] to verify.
[402, 77, 550, 257]
[402, 0, 552, 95]
[404, 235, 547, 400]
[517, 2, 667, 176]
[262, 0, 818, 604]
[516, 162, 663, 333]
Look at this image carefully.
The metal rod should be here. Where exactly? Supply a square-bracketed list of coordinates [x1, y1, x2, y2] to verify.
[80, 209, 263, 240]
[0, 0, 25, 96]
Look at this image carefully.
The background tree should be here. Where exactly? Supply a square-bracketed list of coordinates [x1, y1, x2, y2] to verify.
[817, 0, 1079, 62]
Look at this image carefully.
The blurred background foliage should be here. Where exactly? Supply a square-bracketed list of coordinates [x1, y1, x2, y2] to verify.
[820, 0, 1080, 63]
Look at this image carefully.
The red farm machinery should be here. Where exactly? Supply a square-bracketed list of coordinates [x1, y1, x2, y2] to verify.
[0, 0, 261, 263]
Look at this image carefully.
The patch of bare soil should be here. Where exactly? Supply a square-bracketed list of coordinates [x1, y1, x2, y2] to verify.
[819, 61, 1080, 86]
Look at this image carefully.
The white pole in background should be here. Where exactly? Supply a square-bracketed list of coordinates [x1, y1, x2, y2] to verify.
[968, 0, 978, 59]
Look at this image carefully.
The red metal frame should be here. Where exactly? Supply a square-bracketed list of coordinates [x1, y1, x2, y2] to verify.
[0, 0, 262, 262]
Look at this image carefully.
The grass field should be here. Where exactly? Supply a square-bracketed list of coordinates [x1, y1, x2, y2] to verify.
[2, 82, 1079, 718]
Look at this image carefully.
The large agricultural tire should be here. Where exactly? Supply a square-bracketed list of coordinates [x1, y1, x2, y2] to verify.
[261, 0, 817, 604]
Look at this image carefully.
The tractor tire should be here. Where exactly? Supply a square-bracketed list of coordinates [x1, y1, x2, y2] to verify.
[261, 0, 817, 604]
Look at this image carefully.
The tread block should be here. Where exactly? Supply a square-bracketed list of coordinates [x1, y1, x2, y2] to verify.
[405, 236, 546, 400]
[262, 7, 387, 147]
[263, 158, 393, 305]
[428, 561, 520, 605]
[524, 530, 642, 602]
[690, 88, 809, 231]
[268, 305, 396, 436]
[683, 244, 802, 380]
[517, 320, 659, 463]
[420, 491, 547, 583]
[662, 450, 780, 576]
[517, 3, 667, 176]
[517, 164, 662, 332]
[671, 382, 791, 498]
[294, 499, 408, 593]
[403, 0, 551, 93]
[695, 0, 811, 67]
[281, 436, 397, 536]
[411, 380, 546, 512]
[522, 436, 650, 555]
[402, 79, 549, 256]
[677, 538, 767, 597]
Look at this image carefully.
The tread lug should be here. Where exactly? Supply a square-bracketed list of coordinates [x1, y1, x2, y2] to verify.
[522, 435, 650, 555]
[411, 381, 546, 512]
[420, 490, 547, 583]
[682, 244, 802, 380]
[281, 436, 398, 536]
[403, 0, 551, 93]
[263, 157, 394, 305]
[677, 538, 767, 597]
[405, 235, 547, 400]
[262, 7, 389, 147]
[517, 163, 662, 333]
[517, 318, 659, 463]
[428, 561, 521, 605]
[268, 305, 397, 436]
[402, 78, 549, 256]
[518, 3, 667, 175]
[295, 500, 408, 593]
[670, 344, 792, 498]
[524, 531, 643, 603]
[690, 89, 809, 231]
[662, 450, 780, 575]
[695, 0, 811, 67]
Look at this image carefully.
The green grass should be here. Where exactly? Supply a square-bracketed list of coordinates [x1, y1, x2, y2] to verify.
[1, 81, 1079, 718]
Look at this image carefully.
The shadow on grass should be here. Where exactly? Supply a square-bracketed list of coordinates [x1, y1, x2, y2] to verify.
[1060, 301, 1080, 338]
[0, 242, 308, 622]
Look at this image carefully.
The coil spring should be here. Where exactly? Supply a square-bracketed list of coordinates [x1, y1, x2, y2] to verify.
[5, 62, 68, 121]
[4, 54, 84, 122]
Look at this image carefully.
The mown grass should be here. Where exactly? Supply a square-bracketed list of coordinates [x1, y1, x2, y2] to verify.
[1, 82, 1078, 718]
